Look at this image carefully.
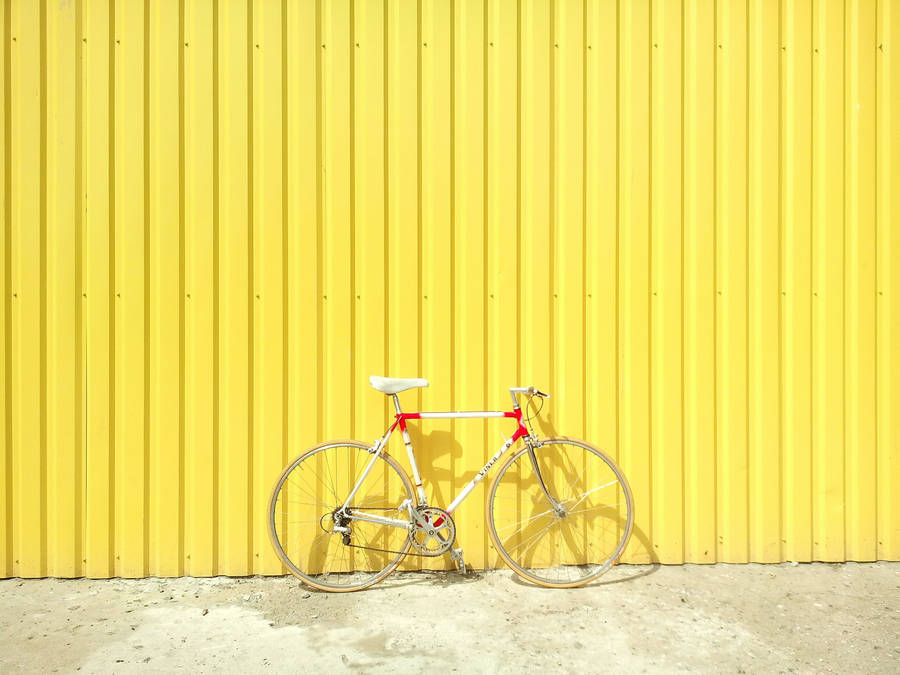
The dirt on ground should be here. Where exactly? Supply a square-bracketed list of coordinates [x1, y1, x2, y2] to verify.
[0, 562, 897, 674]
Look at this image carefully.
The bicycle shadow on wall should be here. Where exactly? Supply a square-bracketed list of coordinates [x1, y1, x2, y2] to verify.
[403, 423, 465, 510]
[396, 424, 479, 579]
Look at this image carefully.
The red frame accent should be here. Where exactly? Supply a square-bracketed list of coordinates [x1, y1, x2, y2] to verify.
[396, 409, 528, 441]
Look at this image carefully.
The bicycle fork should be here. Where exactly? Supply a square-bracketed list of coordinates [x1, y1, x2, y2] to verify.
[525, 439, 567, 518]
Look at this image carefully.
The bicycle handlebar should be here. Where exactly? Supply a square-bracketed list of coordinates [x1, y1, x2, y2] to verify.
[509, 386, 550, 403]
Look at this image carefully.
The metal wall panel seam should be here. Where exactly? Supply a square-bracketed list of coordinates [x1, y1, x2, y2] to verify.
[711, 0, 721, 567]
[220, 0, 253, 578]
[75, 0, 86, 579]
[844, 0, 878, 562]
[380, 0, 388, 455]
[421, 0, 454, 570]
[279, 0, 290, 575]
[280, 0, 289, 506]
[176, 0, 187, 578]
[811, 0, 846, 563]
[353, 0, 388, 571]
[683, 0, 716, 564]
[211, 0, 221, 578]
[415, 0, 422, 440]
[46, 0, 80, 577]
[547, 0, 556, 479]
[498, 0, 515, 571]
[584, 0, 610, 554]
[449, 0, 458, 523]
[184, 0, 216, 576]
[452, 0, 488, 571]
[285, 0, 303, 578]
[253, 0, 285, 575]
[650, 0, 685, 564]
[148, 0, 181, 577]
[83, 0, 115, 578]
[678, 0, 688, 564]
[142, 0, 152, 578]
[781, 0, 812, 563]
[0, 0, 9, 580]
[875, 0, 900, 560]
[618, 0, 652, 564]
[580, 0, 587, 451]
[716, 0, 751, 563]
[113, 0, 142, 577]
[11, 0, 45, 578]
[39, 0, 49, 583]
[775, 0, 786, 564]
[245, 0, 256, 577]
[747, 0, 782, 562]
[516, 0, 523, 414]
[348, 0, 357, 448]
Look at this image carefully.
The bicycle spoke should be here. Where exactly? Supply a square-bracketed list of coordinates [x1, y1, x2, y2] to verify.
[493, 505, 559, 534]
[562, 480, 620, 510]
[501, 518, 559, 553]
[269, 443, 414, 591]
[488, 439, 633, 588]
[565, 502, 623, 517]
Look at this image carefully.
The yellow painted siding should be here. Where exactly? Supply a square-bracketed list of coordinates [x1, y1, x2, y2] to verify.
[1, 0, 898, 578]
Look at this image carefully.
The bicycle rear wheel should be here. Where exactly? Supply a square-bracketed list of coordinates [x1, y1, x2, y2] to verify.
[268, 440, 415, 592]
[487, 437, 633, 588]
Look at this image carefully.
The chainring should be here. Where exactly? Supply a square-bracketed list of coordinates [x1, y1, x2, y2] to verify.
[408, 506, 456, 556]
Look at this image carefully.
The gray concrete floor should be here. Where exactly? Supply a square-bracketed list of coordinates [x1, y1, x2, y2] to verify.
[1, 562, 897, 674]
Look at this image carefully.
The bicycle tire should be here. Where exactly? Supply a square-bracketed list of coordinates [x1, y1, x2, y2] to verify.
[268, 440, 416, 592]
[486, 436, 634, 588]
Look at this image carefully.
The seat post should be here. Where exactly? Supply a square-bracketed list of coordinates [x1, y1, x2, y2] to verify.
[392, 394, 403, 415]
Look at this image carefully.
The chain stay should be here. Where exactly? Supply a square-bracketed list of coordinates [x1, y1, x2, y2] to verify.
[342, 505, 455, 558]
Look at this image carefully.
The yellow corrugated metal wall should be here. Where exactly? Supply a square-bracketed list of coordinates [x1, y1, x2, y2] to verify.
[1, 0, 898, 578]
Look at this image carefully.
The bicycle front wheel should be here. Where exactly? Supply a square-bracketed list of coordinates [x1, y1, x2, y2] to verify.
[487, 437, 633, 588]
[268, 440, 415, 592]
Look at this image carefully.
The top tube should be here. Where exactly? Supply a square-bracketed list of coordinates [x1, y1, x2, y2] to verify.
[403, 411, 516, 419]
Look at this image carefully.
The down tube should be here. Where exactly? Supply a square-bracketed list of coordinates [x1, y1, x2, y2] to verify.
[445, 431, 526, 515]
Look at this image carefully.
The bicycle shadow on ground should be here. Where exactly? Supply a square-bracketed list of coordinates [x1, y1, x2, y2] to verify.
[291, 523, 658, 595]
[502, 521, 660, 589]
[306, 568, 484, 594]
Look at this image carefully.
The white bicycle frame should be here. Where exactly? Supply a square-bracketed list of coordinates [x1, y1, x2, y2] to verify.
[339, 387, 546, 531]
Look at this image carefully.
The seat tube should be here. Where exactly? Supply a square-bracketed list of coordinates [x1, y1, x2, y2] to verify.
[395, 395, 428, 505]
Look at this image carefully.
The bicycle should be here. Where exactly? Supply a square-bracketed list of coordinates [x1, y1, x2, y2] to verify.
[267, 376, 634, 592]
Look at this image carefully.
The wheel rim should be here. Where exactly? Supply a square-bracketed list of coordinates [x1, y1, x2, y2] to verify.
[269, 443, 414, 591]
[488, 438, 633, 587]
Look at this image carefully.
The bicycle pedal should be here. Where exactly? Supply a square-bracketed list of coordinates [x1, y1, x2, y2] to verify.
[450, 547, 467, 574]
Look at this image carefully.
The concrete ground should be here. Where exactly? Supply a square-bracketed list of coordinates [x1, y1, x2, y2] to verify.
[0, 562, 897, 674]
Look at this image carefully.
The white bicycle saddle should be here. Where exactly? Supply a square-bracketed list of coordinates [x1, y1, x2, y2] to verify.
[369, 375, 429, 395]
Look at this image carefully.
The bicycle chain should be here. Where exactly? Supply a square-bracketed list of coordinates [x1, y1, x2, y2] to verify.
[340, 507, 447, 558]
[345, 541, 444, 558]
